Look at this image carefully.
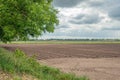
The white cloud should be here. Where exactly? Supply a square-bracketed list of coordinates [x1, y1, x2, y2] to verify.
[40, 0, 120, 39]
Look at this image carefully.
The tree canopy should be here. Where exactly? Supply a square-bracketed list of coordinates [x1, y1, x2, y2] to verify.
[0, 0, 59, 43]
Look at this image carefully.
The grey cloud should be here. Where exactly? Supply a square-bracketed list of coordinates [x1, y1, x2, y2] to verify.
[47, 0, 120, 39]
[99, 0, 120, 20]
[103, 27, 120, 31]
[108, 5, 120, 20]
[73, 14, 85, 20]
[87, 1, 104, 7]
[55, 25, 69, 29]
[53, 0, 85, 8]
[69, 14, 101, 24]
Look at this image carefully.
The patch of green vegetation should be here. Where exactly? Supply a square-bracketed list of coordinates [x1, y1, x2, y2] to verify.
[1, 40, 120, 44]
[0, 48, 89, 80]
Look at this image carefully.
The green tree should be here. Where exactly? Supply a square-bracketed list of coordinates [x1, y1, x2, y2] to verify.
[0, 0, 59, 43]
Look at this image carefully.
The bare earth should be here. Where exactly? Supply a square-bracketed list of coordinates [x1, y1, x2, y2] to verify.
[1, 44, 120, 80]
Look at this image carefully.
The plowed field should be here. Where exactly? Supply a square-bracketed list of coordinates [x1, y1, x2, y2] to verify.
[1, 44, 120, 80]
[1, 44, 120, 59]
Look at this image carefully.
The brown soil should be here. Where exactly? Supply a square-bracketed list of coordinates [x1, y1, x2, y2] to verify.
[40, 58, 120, 80]
[1, 44, 120, 80]
[1, 44, 120, 59]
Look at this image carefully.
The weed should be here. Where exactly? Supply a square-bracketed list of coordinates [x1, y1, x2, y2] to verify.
[0, 48, 89, 80]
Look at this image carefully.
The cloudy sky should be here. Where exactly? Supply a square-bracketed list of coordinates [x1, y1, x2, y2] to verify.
[40, 0, 120, 39]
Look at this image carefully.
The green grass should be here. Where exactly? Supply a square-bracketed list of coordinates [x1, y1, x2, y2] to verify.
[0, 47, 89, 80]
[1, 40, 120, 44]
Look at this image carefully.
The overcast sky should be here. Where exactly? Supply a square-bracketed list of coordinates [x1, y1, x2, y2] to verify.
[40, 0, 120, 39]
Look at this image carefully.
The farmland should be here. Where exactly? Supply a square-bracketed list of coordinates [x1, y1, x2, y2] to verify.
[1, 43, 120, 59]
[1, 41, 120, 80]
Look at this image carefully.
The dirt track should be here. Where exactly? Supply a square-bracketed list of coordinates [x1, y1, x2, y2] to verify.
[1, 44, 120, 80]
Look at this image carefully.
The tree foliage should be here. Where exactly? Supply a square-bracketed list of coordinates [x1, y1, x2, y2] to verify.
[0, 0, 59, 42]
